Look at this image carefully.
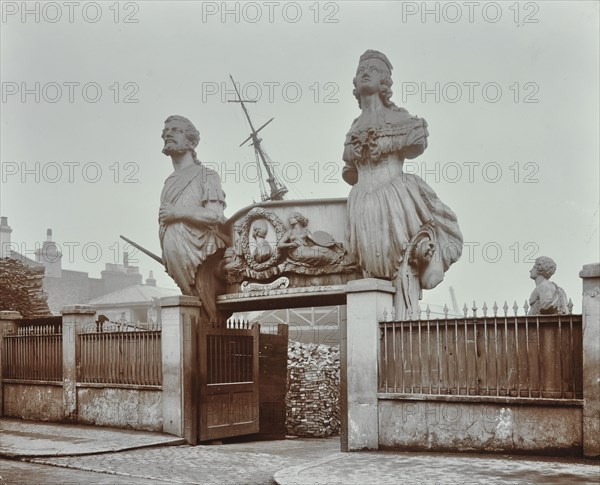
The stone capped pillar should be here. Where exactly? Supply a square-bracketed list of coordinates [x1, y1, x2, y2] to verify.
[160, 295, 201, 443]
[580, 263, 600, 458]
[0, 311, 22, 417]
[343, 278, 395, 451]
[61, 305, 96, 421]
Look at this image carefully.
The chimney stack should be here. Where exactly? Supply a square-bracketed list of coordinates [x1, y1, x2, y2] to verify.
[35, 227, 62, 277]
[0, 217, 12, 258]
[146, 270, 156, 287]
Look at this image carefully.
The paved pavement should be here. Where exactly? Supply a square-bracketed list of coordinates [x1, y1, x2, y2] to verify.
[1, 459, 173, 484]
[275, 451, 600, 485]
[1, 419, 599, 484]
[0, 419, 184, 458]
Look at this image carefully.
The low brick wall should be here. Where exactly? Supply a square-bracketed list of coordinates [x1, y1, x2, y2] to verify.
[286, 340, 340, 437]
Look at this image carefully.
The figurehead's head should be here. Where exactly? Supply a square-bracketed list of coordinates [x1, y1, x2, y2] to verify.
[162, 115, 200, 163]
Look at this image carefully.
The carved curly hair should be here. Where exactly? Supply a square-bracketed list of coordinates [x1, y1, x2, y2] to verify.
[352, 54, 398, 110]
[534, 256, 557, 279]
[163, 115, 201, 164]
[289, 212, 309, 227]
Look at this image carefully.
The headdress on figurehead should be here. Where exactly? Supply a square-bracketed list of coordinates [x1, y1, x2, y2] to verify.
[359, 50, 393, 73]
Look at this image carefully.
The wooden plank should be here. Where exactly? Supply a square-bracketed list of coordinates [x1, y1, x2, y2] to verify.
[257, 324, 287, 438]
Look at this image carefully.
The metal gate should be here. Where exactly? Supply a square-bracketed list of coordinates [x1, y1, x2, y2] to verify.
[198, 321, 260, 441]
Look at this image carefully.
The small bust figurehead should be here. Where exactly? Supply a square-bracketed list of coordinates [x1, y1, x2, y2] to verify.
[529, 256, 556, 281]
[528, 256, 568, 315]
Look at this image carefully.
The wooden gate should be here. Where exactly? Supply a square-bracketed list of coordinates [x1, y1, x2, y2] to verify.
[198, 321, 260, 441]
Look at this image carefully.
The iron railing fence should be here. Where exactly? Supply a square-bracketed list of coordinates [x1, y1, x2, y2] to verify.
[78, 326, 162, 386]
[2, 321, 62, 382]
[379, 302, 583, 400]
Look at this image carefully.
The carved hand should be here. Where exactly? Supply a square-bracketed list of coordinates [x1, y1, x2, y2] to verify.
[159, 203, 181, 224]
[279, 241, 299, 249]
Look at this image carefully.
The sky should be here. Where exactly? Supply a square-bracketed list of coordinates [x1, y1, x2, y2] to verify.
[1, 0, 599, 313]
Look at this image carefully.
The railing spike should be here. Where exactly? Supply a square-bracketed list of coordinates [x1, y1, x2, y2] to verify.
[512, 300, 519, 316]
[502, 301, 509, 316]
[567, 298, 574, 314]
[523, 299, 529, 315]
[462, 303, 468, 318]
[443, 304, 449, 318]
[472, 300, 477, 318]
[482, 302, 488, 317]
[383, 308, 388, 322]
[391, 306, 397, 322]
[425, 305, 431, 319]
[492, 301, 498, 317]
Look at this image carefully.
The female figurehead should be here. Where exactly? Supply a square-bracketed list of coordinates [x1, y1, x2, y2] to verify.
[343, 50, 463, 319]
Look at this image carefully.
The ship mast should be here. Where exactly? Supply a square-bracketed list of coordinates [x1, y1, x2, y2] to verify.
[228, 74, 288, 201]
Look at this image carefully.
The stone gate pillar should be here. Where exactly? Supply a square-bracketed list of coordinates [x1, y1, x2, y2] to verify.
[61, 305, 96, 421]
[343, 278, 395, 451]
[0, 310, 22, 417]
[160, 295, 201, 444]
[580, 262, 600, 458]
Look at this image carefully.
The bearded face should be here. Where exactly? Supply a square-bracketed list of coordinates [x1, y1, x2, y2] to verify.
[162, 119, 196, 157]
[162, 137, 192, 156]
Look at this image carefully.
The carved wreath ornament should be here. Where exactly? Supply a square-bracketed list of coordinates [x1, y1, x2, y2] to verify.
[240, 207, 286, 271]
[583, 286, 600, 298]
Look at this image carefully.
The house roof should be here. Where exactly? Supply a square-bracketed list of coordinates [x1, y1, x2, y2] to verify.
[87, 284, 180, 306]
[8, 250, 42, 268]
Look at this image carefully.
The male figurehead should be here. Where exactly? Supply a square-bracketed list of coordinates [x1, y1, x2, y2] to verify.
[159, 115, 228, 322]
